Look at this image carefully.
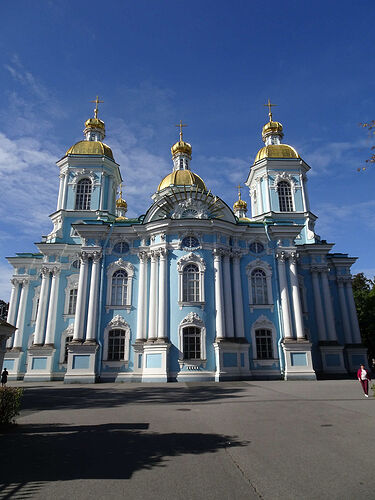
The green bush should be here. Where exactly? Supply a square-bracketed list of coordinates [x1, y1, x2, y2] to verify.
[0, 387, 23, 425]
[372, 383, 375, 398]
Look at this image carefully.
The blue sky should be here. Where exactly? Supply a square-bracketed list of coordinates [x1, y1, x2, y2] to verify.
[1, 0, 374, 299]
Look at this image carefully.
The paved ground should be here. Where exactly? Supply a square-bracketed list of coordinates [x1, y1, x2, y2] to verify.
[1, 379, 375, 500]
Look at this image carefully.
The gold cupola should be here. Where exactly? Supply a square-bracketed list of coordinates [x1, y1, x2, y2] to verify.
[65, 96, 115, 161]
[116, 184, 128, 220]
[254, 99, 299, 163]
[233, 184, 248, 219]
[171, 120, 192, 158]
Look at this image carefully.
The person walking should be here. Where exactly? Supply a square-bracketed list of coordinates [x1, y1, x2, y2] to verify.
[1, 368, 8, 387]
[357, 364, 371, 398]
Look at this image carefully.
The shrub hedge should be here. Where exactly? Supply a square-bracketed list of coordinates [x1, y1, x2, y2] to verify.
[0, 387, 23, 425]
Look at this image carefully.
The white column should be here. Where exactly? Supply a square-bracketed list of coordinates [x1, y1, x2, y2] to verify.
[100, 172, 106, 210]
[6, 279, 20, 348]
[108, 175, 114, 212]
[213, 249, 225, 339]
[321, 270, 337, 341]
[289, 253, 305, 340]
[223, 253, 234, 337]
[337, 279, 352, 344]
[277, 252, 294, 339]
[345, 279, 362, 344]
[57, 174, 64, 210]
[265, 175, 271, 212]
[73, 253, 89, 342]
[13, 279, 30, 349]
[34, 268, 51, 345]
[311, 270, 327, 341]
[44, 267, 61, 345]
[232, 252, 245, 338]
[257, 178, 264, 214]
[136, 251, 148, 341]
[85, 251, 102, 342]
[148, 251, 158, 340]
[157, 248, 168, 340]
[61, 172, 69, 210]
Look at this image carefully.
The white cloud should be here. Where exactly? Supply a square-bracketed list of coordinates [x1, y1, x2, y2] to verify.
[0, 261, 13, 302]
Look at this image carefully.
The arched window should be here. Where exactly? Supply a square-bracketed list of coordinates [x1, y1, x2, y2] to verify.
[255, 329, 273, 359]
[108, 329, 126, 360]
[68, 288, 78, 315]
[75, 178, 92, 210]
[251, 269, 268, 304]
[183, 264, 200, 302]
[278, 181, 293, 212]
[111, 270, 128, 306]
[182, 326, 201, 360]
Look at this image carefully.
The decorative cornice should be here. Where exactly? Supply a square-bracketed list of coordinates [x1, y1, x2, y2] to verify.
[177, 252, 206, 272]
[107, 258, 134, 276]
[108, 315, 129, 329]
[180, 312, 204, 327]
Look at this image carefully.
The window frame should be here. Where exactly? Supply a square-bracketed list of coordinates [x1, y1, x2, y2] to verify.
[64, 274, 79, 316]
[250, 315, 278, 364]
[246, 260, 273, 312]
[75, 178, 92, 211]
[178, 312, 206, 367]
[106, 258, 134, 312]
[59, 324, 75, 364]
[103, 315, 130, 365]
[277, 180, 294, 212]
[177, 252, 206, 307]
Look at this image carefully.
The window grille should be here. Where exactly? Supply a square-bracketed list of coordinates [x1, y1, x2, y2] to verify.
[255, 329, 273, 359]
[111, 270, 128, 305]
[182, 264, 200, 302]
[68, 288, 78, 315]
[108, 329, 126, 360]
[75, 178, 92, 210]
[183, 326, 201, 359]
[251, 269, 268, 304]
[278, 181, 293, 212]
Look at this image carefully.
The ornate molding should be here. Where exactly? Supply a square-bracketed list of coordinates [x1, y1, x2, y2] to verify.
[246, 259, 272, 276]
[273, 172, 296, 193]
[108, 315, 129, 329]
[180, 312, 204, 328]
[177, 252, 206, 272]
[253, 314, 273, 329]
[63, 323, 75, 336]
[171, 198, 210, 220]
[107, 258, 134, 277]
[71, 170, 98, 190]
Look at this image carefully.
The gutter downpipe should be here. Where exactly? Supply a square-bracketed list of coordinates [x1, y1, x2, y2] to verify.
[96, 221, 114, 381]
[264, 221, 285, 378]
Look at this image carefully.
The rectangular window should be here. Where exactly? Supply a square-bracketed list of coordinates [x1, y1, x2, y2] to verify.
[255, 329, 273, 359]
[108, 330, 125, 360]
[183, 327, 201, 359]
[68, 289, 78, 315]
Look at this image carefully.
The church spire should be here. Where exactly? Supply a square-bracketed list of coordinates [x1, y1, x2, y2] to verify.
[84, 95, 106, 142]
[233, 184, 248, 218]
[261, 99, 284, 146]
[170, 120, 192, 171]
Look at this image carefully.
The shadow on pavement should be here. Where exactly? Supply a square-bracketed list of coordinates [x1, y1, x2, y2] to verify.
[0, 423, 247, 498]
[19, 383, 248, 412]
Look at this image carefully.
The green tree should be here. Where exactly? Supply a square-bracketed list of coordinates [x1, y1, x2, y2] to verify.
[352, 273, 375, 360]
[358, 121, 375, 171]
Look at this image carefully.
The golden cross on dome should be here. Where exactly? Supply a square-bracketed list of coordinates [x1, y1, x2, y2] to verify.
[176, 120, 188, 141]
[119, 182, 125, 198]
[90, 96, 104, 119]
[237, 184, 243, 200]
[264, 98, 277, 122]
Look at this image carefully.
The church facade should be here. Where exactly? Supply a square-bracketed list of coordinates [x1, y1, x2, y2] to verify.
[4, 103, 367, 383]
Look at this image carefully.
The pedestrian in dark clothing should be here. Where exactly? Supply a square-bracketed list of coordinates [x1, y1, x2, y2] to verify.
[1, 368, 8, 387]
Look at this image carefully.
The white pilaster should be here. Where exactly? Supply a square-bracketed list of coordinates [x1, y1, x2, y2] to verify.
[136, 251, 148, 341]
[311, 269, 327, 341]
[265, 175, 271, 212]
[277, 252, 293, 339]
[223, 253, 234, 337]
[44, 267, 61, 345]
[232, 252, 245, 338]
[213, 249, 225, 339]
[100, 172, 106, 210]
[337, 279, 352, 344]
[6, 279, 20, 348]
[57, 174, 64, 210]
[33, 268, 51, 346]
[85, 251, 102, 342]
[13, 279, 30, 349]
[345, 280, 362, 344]
[289, 253, 305, 340]
[321, 269, 337, 341]
[157, 248, 167, 340]
[61, 172, 68, 209]
[108, 175, 114, 212]
[73, 252, 89, 342]
[148, 250, 158, 340]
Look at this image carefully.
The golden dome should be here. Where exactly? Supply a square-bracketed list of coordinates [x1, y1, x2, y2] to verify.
[66, 140, 114, 160]
[233, 199, 247, 212]
[254, 144, 299, 163]
[262, 120, 283, 140]
[171, 140, 192, 157]
[85, 117, 105, 130]
[116, 197, 127, 209]
[157, 170, 206, 191]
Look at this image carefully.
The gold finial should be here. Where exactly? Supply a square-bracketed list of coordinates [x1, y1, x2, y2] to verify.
[237, 184, 243, 200]
[264, 98, 277, 122]
[90, 95, 104, 119]
[119, 182, 123, 198]
[176, 120, 188, 141]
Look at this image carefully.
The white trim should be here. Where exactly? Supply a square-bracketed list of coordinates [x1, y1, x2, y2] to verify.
[177, 253, 206, 307]
[103, 315, 130, 364]
[246, 259, 273, 312]
[64, 273, 79, 315]
[59, 324, 74, 364]
[106, 259, 134, 311]
[31, 285, 41, 323]
[250, 315, 278, 363]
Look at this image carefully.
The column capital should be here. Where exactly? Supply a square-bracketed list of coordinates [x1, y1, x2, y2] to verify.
[337, 275, 351, 284]
[41, 266, 51, 277]
[232, 249, 242, 261]
[276, 251, 287, 262]
[80, 251, 90, 263]
[212, 248, 225, 259]
[310, 265, 328, 273]
[52, 266, 61, 276]
[157, 247, 168, 259]
[138, 250, 148, 263]
[92, 250, 102, 263]
[290, 251, 299, 264]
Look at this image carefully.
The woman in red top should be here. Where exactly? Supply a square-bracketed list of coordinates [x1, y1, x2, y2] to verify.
[357, 364, 371, 397]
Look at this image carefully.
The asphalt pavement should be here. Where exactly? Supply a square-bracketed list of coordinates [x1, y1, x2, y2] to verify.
[1, 379, 374, 500]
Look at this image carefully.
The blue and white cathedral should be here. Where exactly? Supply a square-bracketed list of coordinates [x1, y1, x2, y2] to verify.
[3, 101, 367, 382]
